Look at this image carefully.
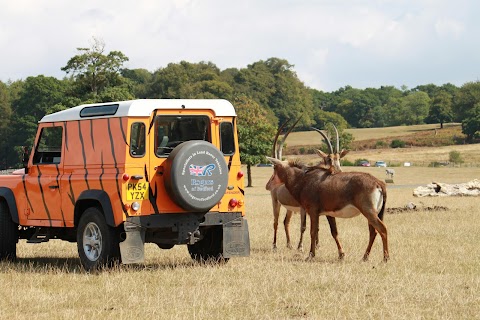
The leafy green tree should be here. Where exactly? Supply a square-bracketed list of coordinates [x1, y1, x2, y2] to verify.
[0, 81, 12, 168]
[401, 91, 430, 125]
[148, 61, 233, 100]
[62, 37, 129, 96]
[427, 90, 453, 128]
[236, 58, 314, 127]
[10, 76, 70, 151]
[453, 81, 480, 121]
[121, 68, 153, 98]
[235, 96, 277, 187]
[335, 87, 381, 128]
[462, 102, 480, 142]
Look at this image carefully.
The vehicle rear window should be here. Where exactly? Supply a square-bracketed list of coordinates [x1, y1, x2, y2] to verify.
[130, 122, 146, 157]
[220, 122, 235, 155]
[154, 115, 210, 157]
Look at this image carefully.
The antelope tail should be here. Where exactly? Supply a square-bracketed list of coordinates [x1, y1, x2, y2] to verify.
[378, 183, 387, 221]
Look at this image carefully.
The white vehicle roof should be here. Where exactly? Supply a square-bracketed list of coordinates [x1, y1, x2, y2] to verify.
[39, 99, 236, 123]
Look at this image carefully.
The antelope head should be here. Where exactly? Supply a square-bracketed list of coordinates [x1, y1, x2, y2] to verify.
[311, 124, 349, 174]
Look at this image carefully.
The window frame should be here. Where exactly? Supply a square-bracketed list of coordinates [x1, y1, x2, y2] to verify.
[129, 122, 146, 158]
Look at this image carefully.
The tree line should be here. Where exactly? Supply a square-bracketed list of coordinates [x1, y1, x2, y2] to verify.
[0, 38, 479, 171]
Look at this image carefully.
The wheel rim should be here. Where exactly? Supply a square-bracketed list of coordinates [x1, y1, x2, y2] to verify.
[83, 222, 102, 262]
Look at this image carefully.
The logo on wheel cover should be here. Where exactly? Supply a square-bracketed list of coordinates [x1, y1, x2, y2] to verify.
[189, 164, 215, 176]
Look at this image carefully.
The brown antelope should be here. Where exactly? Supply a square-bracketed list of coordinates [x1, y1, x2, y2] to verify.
[266, 156, 389, 262]
[266, 121, 347, 258]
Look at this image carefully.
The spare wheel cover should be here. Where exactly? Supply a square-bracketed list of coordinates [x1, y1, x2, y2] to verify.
[165, 140, 229, 211]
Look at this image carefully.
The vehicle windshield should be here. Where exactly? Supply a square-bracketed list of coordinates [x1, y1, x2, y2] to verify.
[154, 115, 210, 157]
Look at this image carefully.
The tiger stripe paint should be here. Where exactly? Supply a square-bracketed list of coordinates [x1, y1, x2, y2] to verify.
[1, 99, 245, 229]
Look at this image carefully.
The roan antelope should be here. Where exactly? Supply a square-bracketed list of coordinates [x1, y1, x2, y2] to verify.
[266, 121, 347, 258]
[266, 156, 389, 262]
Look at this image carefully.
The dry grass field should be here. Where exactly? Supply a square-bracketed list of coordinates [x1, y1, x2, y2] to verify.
[1, 166, 479, 319]
[286, 123, 480, 166]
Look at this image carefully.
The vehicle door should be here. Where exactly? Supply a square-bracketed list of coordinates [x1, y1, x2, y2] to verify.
[25, 125, 65, 225]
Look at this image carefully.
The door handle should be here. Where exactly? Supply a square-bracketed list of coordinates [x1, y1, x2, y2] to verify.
[49, 185, 59, 189]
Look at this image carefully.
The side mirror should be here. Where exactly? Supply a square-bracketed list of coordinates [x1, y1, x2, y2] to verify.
[22, 146, 29, 174]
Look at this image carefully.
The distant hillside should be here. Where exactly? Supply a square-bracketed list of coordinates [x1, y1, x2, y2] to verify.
[283, 123, 480, 167]
[285, 123, 465, 153]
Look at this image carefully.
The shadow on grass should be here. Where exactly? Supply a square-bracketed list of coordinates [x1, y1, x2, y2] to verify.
[1, 256, 225, 274]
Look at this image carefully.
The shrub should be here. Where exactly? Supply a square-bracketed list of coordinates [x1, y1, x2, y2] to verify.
[299, 147, 305, 155]
[449, 150, 464, 164]
[390, 139, 406, 148]
[341, 159, 354, 166]
[354, 158, 369, 166]
[375, 140, 387, 149]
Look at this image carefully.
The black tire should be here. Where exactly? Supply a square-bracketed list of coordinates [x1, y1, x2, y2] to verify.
[164, 140, 229, 212]
[187, 227, 229, 263]
[0, 201, 18, 261]
[76, 207, 120, 271]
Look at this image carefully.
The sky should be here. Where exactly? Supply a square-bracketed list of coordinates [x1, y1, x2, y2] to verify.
[1, 0, 479, 92]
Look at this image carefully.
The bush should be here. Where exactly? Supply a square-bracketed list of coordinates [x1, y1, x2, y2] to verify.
[299, 147, 305, 155]
[354, 158, 369, 166]
[375, 140, 387, 149]
[449, 150, 464, 164]
[341, 159, 354, 166]
[390, 139, 406, 148]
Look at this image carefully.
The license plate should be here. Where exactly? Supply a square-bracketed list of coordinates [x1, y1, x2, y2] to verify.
[126, 182, 149, 201]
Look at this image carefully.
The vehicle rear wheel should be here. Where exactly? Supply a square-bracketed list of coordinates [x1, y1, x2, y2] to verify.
[77, 207, 120, 271]
[0, 201, 18, 261]
[187, 227, 229, 263]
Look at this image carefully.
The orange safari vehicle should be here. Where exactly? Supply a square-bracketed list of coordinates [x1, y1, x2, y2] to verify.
[0, 99, 250, 270]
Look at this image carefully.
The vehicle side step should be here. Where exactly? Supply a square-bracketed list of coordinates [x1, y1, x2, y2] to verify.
[27, 228, 51, 243]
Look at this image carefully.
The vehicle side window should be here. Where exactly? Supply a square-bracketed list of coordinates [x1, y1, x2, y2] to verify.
[33, 127, 63, 164]
[220, 122, 235, 155]
[130, 122, 146, 157]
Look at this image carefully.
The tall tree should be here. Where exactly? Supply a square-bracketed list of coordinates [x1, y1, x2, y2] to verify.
[62, 37, 129, 97]
[148, 61, 233, 100]
[453, 81, 480, 121]
[235, 95, 277, 187]
[237, 58, 314, 127]
[401, 91, 430, 125]
[462, 103, 480, 142]
[0, 81, 12, 168]
[427, 90, 453, 128]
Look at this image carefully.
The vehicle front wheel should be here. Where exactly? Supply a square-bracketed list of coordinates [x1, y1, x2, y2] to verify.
[187, 227, 228, 263]
[77, 207, 120, 271]
[0, 201, 18, 261]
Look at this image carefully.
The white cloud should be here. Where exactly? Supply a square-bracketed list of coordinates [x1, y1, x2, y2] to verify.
[0, 0, 479, 90]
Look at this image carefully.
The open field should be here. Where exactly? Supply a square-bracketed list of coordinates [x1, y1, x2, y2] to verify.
[285, 123, 480, 166]
[287, 123, 461, 146]
[1, 166, 479, 319]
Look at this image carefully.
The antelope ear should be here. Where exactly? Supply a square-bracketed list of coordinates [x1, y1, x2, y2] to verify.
[266, 156, 282, 166]
[315, 149, 328, 158]
[340, 149, 349, 158]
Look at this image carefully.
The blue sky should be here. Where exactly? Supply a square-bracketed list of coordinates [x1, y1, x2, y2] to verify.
[1, 0, 479, 92]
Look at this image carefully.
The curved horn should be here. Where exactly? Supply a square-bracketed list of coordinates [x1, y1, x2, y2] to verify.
[282, 116, 302, 142]
[273, 119, 291, 158]
[273, 116, 303, 159]
[310, 127, 333, 154]
[332, 124, 340, 153]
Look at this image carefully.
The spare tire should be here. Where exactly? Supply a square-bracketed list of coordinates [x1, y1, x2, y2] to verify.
[164, 140, 229, 211]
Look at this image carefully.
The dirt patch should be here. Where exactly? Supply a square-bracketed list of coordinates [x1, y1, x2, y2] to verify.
[387, 204, 449, 214]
